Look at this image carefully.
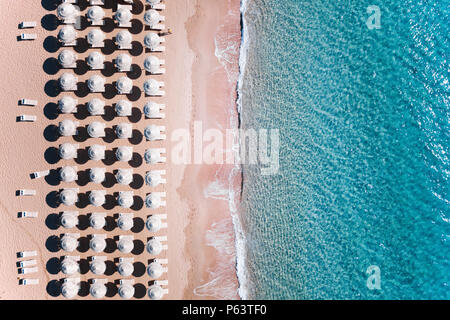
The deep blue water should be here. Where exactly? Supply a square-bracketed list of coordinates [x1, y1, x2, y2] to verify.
[238, 0, 449, 299]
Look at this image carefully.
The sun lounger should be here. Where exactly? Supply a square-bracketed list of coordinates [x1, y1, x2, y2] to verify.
[19, 21, 37, 29]
[63, 0, 78, 3]
[154, 235, 167, 242]
[19, 267, 38, 274]
[154, 258, 168, 265]
[17, 259, 37, 268]
[31, 170, 50, 179]
[18, 114, 36, 122]
[119, 279, 135, 285]
[17, 250, 37, 258]
[19, 99, 38, 106]
[17, 189, 36, 196]
[89, 0, 104, 5]
[150, 23, 165, 31]
[19, 278, 39, 285]
[20, 33, 37, 40]
[18, 211, 39, 218]
[149, 3, 166, 11]
[154, 279, 168, 286]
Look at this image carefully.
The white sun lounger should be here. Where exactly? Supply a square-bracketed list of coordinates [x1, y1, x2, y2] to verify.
[119, 279, 134, 285]
[117, 5, 132, 28]
[19, 278, 39, 285]
[18, 115, 36, 122]
[17, 189, 36, 196]
[19, 21, 37, 29]
[17, 250, 37, 258]
[154, 279, 168, 286]
[18, 211, 38, 218]
[154, 258, 168, 265]
[89, 0, 104, 5]
[17, 259, 37, 268]
[150, 23, 165, 31]
[20, 99, 38, 106]
[154, 235, 167, 242]
[63, 0, 78, 3]
[20, 33, 37, 40]
[19, 267, 38, 275]
[31, 170, 50, 179]
[149, 3, 166, 11]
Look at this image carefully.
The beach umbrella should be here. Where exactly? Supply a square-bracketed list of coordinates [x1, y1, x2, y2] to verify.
[58, 119, 77, 136]
[144, 124, 162, 141]
[87, 121, 106, 138]
[115, 123, 132, 139]
[115, 53, 132, 71]
[115, 100, 132, 117]
[116, 30, 132, 47]
[117, 191, 133, 208]
[57, 3, 77, 20]
[117, 238, 134, 254]
[90, 282, 107, 299]
[61, 282, 78, 299]
[145, 193, 162, 209]
[116, 146, 133, 162]
[146, 215, 162, 232]
[117, 261, 134, 276]
[58, 96, 77, 114]
[59, 166, 78, 182]
[146, 238, 162, 255]
[144, 171, 162, 187]
[90, 237, 106, 253]
[143, 101, 159, 118]
[143, 79, 159, 95]
[144, 148, 161, 164]
[147, 285, 164, 300]
[58, 50, 77, 68]
[87, 29, 105, 46]
[143, 33, 160, 49]
[89, 190, 106, 207]
[144, 10, 160, 27]
[147, 262, 164, 279]
[61, 258, 79, 275]
[118, 284, 134, 300]
[87, 98, 105, 115]
[88, 144, 106, 161]
[87, 75, 105, 92]
[87, 6, 105, 22]
[89, 167, 106, 184]
[90, 259, 106, 275]
[60, 189, 78, 206]
[58, 25, 77, 44]
[86, 51, 104, 69]
[115, 7, 132, 25]
[59, 143, 78, 160]
[59, 73, 77, 91]
[116, 76, 133, 94]
[117, 215, 133, 231]
[116, 168, 133, 185]
[143, 55, 160, 73]
[60, 235, 78, 252]
[60, 212, 78, 229]
[89, 214, 106, 229]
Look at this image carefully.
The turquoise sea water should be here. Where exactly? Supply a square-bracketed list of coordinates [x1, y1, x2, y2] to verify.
[238, 0, 449, 299]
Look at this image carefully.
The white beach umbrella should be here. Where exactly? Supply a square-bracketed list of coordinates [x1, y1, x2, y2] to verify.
[117, 191, 134, 208]
[117, 215, 133, 231]
[143, 33, 160, 49]
[116, 76, 133, 94]
[147, 262, 163, 279]
[115, 53, 132, 71]
[144, 148, 161, 164]
[87, 29, 105, 46]
[58, 96, 78, 114]
[87, 75, 105, 92]
[59, 143, 78, 160]
[87, 121, 106, 138]
[116, 168, 133, 185]
[116, 30, 132, 47]
[58, 119, 77, 136]
[145, 193, 162, 209]
[144, 125, 163, 141]
[143, 55, 160, 73]
[89, 214, 106, 229]
[60, 212, 78, 229]
[118, 284, 134, 300]
[146, 238, 162, 255]
[143, 101, 159, 118]
[86, 51, 104, 69]
[116, 146, 133, 162]
[90, 237, 107, 253]
[59, 166, 78, 182]
[61, 259, 79, 275]
[145, 171, 163, 187]
[87, 98, 105, 115]
[146, 215, 162, 232]
[144, 10, 160, 27]
[58, 25, 77, 44]
[147, 285, 164, 300]
[60, 189, 78, 206]
[61, 282, 79, 299]
[89, 190, 106, 207]
[117, 261, 134, 276]
[88, 144, 106, 161]
[89, 167, 106, 184]
[115, 7, 132, 25]
[57, 3, 77, 20]
[90, 282, 107, 299]
[115, 123, 132, 139]
[90, 259, 106, 275]
[117, 238, 134, 254]
[59, 73, 77, 91]
[115, 100, 132, 116]
[60, 235, 78, 252]
[58, 50, 77, 68]
[143, 79, 160, 95]
[87, 6, 105, 22]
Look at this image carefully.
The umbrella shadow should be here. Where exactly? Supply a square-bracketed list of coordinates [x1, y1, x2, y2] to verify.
[44, 102, 59, 120]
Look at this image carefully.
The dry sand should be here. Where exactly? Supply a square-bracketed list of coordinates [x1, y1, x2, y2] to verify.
[0, 0, 241, 300]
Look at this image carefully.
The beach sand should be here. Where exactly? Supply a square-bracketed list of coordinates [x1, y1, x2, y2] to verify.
[0, 0, 240, 300]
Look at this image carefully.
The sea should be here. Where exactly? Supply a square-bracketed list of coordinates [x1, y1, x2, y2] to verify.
[235, 0, 449, 299]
